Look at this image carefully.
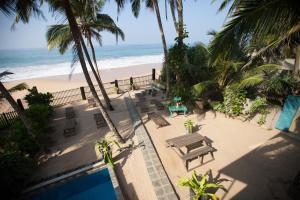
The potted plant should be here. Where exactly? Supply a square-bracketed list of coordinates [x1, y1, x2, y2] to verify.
[184, 120, 193, 134]
[178, 171, 226, 200]
[96, 138, 120, 168]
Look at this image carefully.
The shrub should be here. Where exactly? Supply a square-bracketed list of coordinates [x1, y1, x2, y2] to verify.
[247, 97, 269, 125]
[223, 87, 247, 117]
[25, 87, 53, 107]
[9, 120, 40, 155]
[26, 104, 52, 137]
[0, 151, 36, 200]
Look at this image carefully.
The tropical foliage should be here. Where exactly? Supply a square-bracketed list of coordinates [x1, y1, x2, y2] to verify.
[178, 170, 226, 200]
[96, 137, 120, 168]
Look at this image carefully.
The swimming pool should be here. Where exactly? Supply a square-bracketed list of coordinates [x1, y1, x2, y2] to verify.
[31, 168, 117, 200]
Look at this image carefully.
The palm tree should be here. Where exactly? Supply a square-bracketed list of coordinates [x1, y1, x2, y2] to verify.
[49, 0, 125, 143]
[176, 0, 184, 45]
[124, 0, 170, 94]
[47, 1, 124, 110]
[0, 71, 34, 136]
[210, 0, 300, 77]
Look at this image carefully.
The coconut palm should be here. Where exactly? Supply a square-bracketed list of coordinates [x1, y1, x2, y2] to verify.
[47, 1, 124, 110]
[210, 0, 300, 76]
[0, 71, 33, 136]
[48, 0, 125, 143]
[116, 0, 170, 94]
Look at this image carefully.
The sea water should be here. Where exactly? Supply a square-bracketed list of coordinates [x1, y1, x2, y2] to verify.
[0, 44, 163, 81]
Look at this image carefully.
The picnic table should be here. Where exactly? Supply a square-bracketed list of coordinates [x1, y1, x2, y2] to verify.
[166, 133, 205, 151]
[65, 106, 75, 119]
[168, 105, 187, 116]
[166, 133, 215, 170]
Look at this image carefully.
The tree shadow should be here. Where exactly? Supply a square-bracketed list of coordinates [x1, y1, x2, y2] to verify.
[218, 132, 300, 200]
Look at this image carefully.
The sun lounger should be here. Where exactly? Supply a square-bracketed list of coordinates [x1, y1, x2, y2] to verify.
[150, 99, 165, 110]
[63, 118, 76, 137]
[140, 104, 149, 113]
[147, 112, 169, 128]
[181, 146, 215, 170]
[65, 106, 75, 119]
[87, 98, 96, 107]
[94, 113, 107, 128]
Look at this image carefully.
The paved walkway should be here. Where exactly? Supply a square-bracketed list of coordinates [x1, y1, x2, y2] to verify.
[124, 95, 178, 200]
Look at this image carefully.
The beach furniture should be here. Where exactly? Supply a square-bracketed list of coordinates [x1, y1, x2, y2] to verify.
[140, 104, 149, 113]
[166, 133, 215, 170]
[65, 106, 75, 119]
[150, 99, 165, 110]
[147, 112, 169, 128]
[94, 112, 107, 128]
[276, 95, 300, 131]
[181, 146, 215, 170]
[63, 118, 76, 137]
[168, 105, 188, 116]
[87, 98, 97, 107]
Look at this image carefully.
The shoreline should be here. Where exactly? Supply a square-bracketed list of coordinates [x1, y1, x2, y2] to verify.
[1, 63, 162, 112]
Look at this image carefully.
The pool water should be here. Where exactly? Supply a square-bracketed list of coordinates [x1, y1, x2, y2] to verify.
[31, 168, 117, 200]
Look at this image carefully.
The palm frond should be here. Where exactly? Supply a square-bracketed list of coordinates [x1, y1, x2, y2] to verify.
[46, 24, 73, 54]
[8, 83, 28, 92]
[0, 71, 14, 79]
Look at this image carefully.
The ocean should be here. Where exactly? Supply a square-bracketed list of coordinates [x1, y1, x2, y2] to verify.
[0, 44, 163, 81]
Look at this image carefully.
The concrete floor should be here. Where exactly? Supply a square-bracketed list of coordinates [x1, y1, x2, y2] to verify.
[33, 90, 300, 200]
[137, 92, 300, 200]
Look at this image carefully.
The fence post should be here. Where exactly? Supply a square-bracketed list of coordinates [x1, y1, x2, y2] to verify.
[152, 68, 156, 80]
[17, 99, 24, 110]
[33, 86, 38, 92]
[114, 80, 119, 94]
[80, 87, 86, 100]
[130, 77, 133, 90]
[2, 113, 9, 126]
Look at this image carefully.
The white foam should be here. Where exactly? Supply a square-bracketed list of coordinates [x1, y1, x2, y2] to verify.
[2, 54, 163, 81]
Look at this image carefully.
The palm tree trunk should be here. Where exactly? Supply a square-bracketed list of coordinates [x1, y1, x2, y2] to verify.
[0, 81, 34, 137]
[80, 36, 114, 111]
[88, 37, 101, 78]
[152, 0, 170, 95]
[169, 0, 178, 34]
[63, 0, 124, 143]
[87, 37, 113, 110]
[294, 44, 300, 79]
[177, 0, 184, 46]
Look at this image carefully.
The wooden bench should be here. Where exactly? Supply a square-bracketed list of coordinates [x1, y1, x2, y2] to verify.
[94, 113, 107, 128]
[147, 112, 169, 128]
[63, 118, 76, 137]
[181, 146, 215, 170]
[65, 107, 75, 119]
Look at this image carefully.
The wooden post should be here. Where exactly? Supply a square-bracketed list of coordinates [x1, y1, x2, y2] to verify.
[130, 77, 134, 90]
[33, 86, 38, 92]
[17, 99, 24, 110]
[152, 68, 156, 80]
[80, 87, 86, 100]
[114, 80, 119, 94]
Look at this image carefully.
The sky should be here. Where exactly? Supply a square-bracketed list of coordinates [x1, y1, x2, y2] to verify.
[0, 0, 228, 50]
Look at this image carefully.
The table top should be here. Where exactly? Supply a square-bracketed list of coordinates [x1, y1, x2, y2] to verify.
[168, 105, 187, 111]
[166, 133, 204, 148]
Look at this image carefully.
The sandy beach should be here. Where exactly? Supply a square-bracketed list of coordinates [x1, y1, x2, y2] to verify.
[1, 63, 162, 112]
